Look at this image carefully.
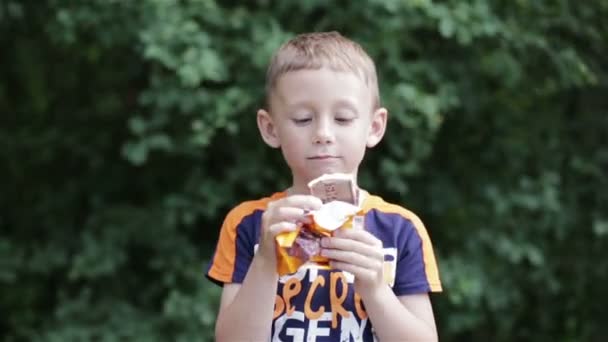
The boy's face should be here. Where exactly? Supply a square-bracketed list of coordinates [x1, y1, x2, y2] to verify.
[257, 68, 387, 190]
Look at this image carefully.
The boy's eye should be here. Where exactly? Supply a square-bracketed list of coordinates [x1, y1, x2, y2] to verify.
[292, 118, 312, 125]
[335, 117, 354, 124]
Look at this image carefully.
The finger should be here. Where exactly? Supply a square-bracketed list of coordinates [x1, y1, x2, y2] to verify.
[321, 236, 383, 260]
[333, 228, 383, 248]
[329, 260, 377, 280]
[278, 195, 323, 211]
[321, 248, 381, 270]
[268, 222, 297, 236]
[272, 206, 310, 222]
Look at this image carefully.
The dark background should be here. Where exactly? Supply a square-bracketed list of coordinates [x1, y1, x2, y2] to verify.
[1, 1, 607, 341]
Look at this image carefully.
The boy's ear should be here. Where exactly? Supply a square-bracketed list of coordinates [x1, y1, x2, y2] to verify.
[257, 109, 281, 148]
[367, 107, 388, 148]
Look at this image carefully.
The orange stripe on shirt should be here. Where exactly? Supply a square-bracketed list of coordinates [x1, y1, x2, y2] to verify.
[207, 192, 286, 283]
[362, 195, 442, 292]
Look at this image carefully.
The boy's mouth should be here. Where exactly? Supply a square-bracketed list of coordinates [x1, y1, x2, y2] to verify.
[308, 155, 340, 160]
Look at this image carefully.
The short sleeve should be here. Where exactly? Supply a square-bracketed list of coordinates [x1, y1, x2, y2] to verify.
[392, 214, 442, 296]
[206, 204, 261, 286]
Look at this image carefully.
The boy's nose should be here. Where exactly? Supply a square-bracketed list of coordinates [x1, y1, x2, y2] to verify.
[313, 119, 335, 144]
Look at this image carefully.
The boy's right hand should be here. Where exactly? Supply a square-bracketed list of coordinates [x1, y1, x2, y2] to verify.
[257, 195, 323, 265]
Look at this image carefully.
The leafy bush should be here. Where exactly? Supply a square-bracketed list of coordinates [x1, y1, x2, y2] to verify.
[1, 1, 606, 340]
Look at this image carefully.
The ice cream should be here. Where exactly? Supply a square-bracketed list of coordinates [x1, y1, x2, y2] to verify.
[276, 173, 364, 276]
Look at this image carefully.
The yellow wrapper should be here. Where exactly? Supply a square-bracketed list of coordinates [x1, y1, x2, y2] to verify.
[275, 227, 304, 276]
[276, 173, 361, 276]
[276, 209, 363, 276]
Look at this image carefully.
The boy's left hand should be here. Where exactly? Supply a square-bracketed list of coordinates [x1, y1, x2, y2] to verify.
[320, 228, 385, 296]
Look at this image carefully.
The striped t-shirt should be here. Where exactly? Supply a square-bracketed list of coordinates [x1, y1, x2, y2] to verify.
[207, 191, 442, 341]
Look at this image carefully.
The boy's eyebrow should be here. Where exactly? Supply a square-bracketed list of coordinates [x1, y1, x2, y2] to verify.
[279, 96, 362, 113]
[285, 100, 360, 114]
[332, 99, 359, 112]
[284, 101, 315, 112]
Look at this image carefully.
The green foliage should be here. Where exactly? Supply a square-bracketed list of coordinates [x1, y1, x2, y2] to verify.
[1, 0, 607, 340]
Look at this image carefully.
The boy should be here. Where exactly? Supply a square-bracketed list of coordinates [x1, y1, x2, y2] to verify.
[206, 31, 442, 341]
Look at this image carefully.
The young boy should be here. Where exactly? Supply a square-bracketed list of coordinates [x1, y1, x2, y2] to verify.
[206, 31, 442, 341]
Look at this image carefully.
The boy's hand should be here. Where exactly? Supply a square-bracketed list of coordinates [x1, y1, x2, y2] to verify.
[320, 228, 385, 296]
[257, 195, 323, 265]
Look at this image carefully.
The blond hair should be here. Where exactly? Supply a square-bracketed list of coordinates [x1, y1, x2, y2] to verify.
[264, 31, 380, 110]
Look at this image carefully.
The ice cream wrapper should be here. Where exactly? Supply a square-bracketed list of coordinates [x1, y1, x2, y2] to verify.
[276, 174, 364, 276]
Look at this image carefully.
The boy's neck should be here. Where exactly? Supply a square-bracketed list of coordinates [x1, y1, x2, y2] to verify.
[285, 184, 311, 196]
